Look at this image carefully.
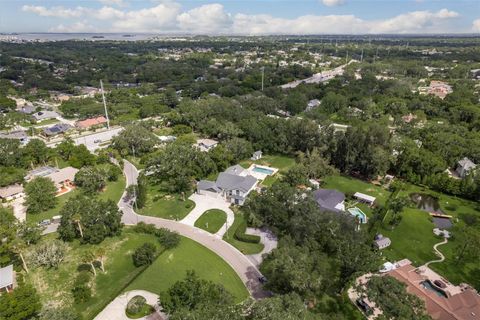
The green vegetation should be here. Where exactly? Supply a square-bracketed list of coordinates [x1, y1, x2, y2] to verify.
[126, 237, 249, 303]
[25, 231, 158, 320]
[137, 184, 195, 220]
[323, 175, 391, 206]
[194, 209, 227, 233]
[126, 304, 154, 319]
[223, 213, 264, 255]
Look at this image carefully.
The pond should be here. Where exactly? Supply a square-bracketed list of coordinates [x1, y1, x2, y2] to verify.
[410, 193, 444, 214]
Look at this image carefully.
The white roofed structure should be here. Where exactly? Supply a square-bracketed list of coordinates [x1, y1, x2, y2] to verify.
[354, 192, 376, 205]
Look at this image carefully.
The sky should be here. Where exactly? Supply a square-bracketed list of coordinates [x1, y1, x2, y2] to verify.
[0, 0, 479, 34]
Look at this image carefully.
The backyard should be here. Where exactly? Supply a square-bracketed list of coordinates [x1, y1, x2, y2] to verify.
[240, 154, 295, 187]
[194, 209, 227, 233]
[137, 184, 195, 220]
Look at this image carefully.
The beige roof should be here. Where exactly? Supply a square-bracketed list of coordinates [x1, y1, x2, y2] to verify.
[45, 167, 78, 186]
[0, 184, 24, 198]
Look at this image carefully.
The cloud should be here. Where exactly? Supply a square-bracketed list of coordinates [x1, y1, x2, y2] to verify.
[23, 2, 462, 35]
[110, 3, 181, 32]
[321, 0, 345, 7]
[49, 21, 96, 33]
[22, 5, 86, 18]
[177, 4, 232, 33]
[473, 19, 480, 32]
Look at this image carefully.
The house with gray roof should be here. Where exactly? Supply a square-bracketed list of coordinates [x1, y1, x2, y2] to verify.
[456, 157, 476, 178]
[197, 165, 258, 205]
[0, 130, 29, 145]
[32, 110, 59, 122]
[43, 123, 71, 137]
[313, 188, 345, 213]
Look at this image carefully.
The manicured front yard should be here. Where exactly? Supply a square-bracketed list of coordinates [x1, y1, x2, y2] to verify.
[137, 184, 195, 220]
[194, 209, 227, 233]
[223, 212, 264, 255]
[126, 237, 249, 303]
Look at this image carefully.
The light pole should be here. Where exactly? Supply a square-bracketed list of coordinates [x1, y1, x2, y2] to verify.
[261, 67, 265, 91]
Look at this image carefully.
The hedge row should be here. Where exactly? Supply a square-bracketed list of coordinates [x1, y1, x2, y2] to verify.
[234, 220, 261, 244]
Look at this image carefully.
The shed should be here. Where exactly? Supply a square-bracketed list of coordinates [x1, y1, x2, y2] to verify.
[251, 150, 263, 161]
[354, 192, 376, 206]
[373, 235, 391, 249]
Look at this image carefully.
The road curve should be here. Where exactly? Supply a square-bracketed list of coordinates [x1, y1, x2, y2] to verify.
[118, 159, 267, 299]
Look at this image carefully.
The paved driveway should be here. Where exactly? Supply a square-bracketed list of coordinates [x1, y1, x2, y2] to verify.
[94, 290, 164, 320]
[181, 193, 235, 238]
[118, 160, 268, 299]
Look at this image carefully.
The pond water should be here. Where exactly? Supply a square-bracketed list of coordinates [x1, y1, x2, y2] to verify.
[410, 193, 444, 214]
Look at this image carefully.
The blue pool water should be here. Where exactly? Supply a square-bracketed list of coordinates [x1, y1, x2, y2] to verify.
[421, 280, 448, 298]
[348, 207, 367, 224]
[253, 166, 274, 175]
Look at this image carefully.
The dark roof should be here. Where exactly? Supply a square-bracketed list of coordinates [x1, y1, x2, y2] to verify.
[43, 123, 71, 136]
[197, 180, 221, 192]
[216, 172, 257, 192]
[313, 188, 345, 213]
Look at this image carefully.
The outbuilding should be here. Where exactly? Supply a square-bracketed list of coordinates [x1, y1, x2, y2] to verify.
[0, 265, 15, 292]
[354, 192, 376, 206]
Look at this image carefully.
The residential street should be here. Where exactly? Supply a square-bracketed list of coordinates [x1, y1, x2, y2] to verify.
[118, 160, 268, 299]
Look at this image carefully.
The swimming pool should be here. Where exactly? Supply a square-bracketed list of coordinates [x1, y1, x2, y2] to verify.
[252, 166, 275, 175]
[348, 207, 368, 224]
[421, 280, 448, 298]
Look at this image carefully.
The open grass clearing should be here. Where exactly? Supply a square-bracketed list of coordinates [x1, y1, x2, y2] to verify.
[194, 209, 227, 233]
[137, 184, 195, 220]
[126, 237, 249, 303]
[323, 175, 391, 206]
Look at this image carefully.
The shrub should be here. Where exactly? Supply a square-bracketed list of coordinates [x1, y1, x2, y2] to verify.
[27, 240, 68, 269]
[72, 271, 92, 303]
[155, 228, 181, 249]
[234, 221, 261, 244]
[126, 295, 147, 315]
[106, 165, 122, 182]
[132, 243, 156, 267]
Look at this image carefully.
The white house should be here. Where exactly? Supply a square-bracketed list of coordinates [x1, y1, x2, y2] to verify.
[456, 157, 476, 178]
[373, 234, 391, 250]
[197, 165, 258, 205]
[251, 150, 262, 161]
[194, 138, 219, 152]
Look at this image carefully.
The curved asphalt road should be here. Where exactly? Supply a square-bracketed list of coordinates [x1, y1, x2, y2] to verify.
[118, 160, 267, 299]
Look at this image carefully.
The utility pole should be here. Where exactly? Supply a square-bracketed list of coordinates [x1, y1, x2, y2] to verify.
[261, 66, 265, 91]
[345, 50, 348, 64]
[100, 80, 110, 130]
[360, 48, 364, 62]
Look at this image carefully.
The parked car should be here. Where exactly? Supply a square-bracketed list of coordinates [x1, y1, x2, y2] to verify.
[356, 298, 372, 315]
[258, 276, 268, 284]
[38, 219, 51, 226]
[94, 139, 102, 143]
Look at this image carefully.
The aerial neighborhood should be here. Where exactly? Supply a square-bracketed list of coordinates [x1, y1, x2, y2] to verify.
[0, 11, 480, 320]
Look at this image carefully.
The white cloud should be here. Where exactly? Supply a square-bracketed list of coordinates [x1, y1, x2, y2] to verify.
[473, 19, 480, 32]
[321, 0, 345, 7]
[177, 4, 231, 33]
[22, 5, 86, 18]
[110, 3, 181, 32]
[49, 21, 96, 33]
[22, 2, 462, 35]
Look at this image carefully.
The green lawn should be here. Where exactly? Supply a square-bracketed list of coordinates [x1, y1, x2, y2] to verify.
[27, 189, 79, 224]
[379, 208, 439, 266]
[25, 231, 159, 320]
[223, 212, 264, 255]
[137, 184, 195, 220]
[126, 237, 249, 303]
[240, 154, 296, 173]
[323, 175, 391, 206]
[27, 176, 126, 224]
[98, 176, 126, 203]
[194, 209, 227, 233]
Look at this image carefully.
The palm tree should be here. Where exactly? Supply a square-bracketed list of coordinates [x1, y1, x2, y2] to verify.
[72, 213, 84, 238]
[82, 250, 96, 276]
[95, 247, 106, 273]
[12, 239, 29, 273]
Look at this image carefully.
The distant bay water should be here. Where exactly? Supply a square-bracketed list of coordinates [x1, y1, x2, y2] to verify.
[0, 33, 164, 42]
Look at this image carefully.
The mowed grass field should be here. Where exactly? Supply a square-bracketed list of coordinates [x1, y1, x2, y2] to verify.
[126, 237, 249, 303]
[137, 184, 195, 220]
[194, 209, 227, 233]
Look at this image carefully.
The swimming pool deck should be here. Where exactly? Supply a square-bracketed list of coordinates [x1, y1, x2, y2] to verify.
[246, 164, 279, 181]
